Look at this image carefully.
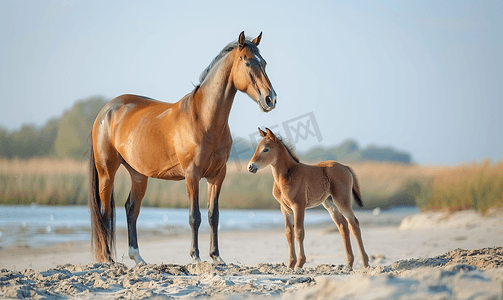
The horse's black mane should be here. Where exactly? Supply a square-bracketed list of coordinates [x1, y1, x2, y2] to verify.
[198, 38, 261, 84]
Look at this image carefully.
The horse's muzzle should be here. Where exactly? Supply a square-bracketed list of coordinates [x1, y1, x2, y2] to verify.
[248, 163, 258, 174]
[260, 90, 277, 112]
[265, 96, 275, 108]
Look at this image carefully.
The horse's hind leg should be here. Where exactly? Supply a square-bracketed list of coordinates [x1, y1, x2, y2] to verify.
[330, 192, 369, 268]
[90, 143, 120, 262]
[322, 197, 354, 268]
[346, 211, 369, 268]
[280, 205, 297, 269]
[124, 166, 148, 264]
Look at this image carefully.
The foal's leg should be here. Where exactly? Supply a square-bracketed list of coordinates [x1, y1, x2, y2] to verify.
[292, 204, 307, 269]
[322, 197, 354, 268]
[207, 167, 226, 265]
[331, 193, 369, 268]
[344, 210, 369, 268]
[280, 205, 296, 268]
[124, 170, 148, 264]
[186, 171, 202, 262]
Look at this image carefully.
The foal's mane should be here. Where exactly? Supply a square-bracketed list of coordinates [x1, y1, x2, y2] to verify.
[198, 37, 261, 84]
[276, 135, 300, 163]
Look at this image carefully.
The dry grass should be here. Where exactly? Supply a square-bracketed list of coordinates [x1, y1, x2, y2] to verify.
[421, 159, 503, 213]
[0, 158, 277, 209]
[0, 158, 87, 175]
[350, 162, 443, 209]
[1, 158, 501, 212]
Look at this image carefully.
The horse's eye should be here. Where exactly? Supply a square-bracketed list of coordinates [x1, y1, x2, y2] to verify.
[263, 148, 269, 153]
[245, 61, 251, 67]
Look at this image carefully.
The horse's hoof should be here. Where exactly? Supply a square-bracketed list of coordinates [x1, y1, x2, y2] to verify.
[129, 247, 146, 264]
[212, 256, 226, 265]
[192, 257, 202, 263]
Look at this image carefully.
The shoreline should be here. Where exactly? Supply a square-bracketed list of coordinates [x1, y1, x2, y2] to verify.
[2, 209, 502, 271]
[0, 205, 417, 252]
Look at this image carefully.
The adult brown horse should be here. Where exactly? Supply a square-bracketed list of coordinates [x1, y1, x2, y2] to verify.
[247, 128, 369, 270]
[89, 32, 276, 265]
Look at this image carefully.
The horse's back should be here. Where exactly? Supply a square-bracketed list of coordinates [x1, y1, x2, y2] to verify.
[94, 94, 171, 148]
[112, 94, 165, 105]
[104, 94, 175, 117]
[92, 94, 186, 178]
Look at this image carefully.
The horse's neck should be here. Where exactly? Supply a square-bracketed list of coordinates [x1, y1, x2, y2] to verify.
[194, 53, 237, 132]
[271, 146, 299, 181]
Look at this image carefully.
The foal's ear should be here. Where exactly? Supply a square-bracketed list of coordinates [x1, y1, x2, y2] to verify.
[238, 31, 246, 48]
[265, 127, 275, 138]
[258, 127, 267, 137]
[251, 32, 262, 46]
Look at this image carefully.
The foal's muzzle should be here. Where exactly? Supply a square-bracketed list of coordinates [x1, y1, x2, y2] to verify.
[248, 163, 258, 174]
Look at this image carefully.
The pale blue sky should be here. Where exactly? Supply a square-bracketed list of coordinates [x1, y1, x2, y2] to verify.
[1, 0, 502, 164]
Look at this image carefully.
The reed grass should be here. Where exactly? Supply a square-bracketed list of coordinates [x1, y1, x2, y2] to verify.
[418, 160, 503, 213]
[1, 158, 501, 212]
[0, 158, 278, 209]
[350, 162, 443, 209]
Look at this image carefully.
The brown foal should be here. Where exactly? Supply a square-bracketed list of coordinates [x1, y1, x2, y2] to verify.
[248, 128, 369, 269]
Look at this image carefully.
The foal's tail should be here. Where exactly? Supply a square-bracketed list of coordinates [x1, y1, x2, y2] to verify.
[89, 139, 116, 262]
[346, 166, 364, 208]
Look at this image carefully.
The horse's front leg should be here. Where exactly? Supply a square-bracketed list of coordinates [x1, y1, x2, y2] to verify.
[207, 167, 226, 265]
[280, 205, 296, 268]
[186, 172, 202, 262]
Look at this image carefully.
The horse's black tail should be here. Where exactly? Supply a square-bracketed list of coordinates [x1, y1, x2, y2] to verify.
[89, 139, 115, 262]
[347, 166, 364, 208]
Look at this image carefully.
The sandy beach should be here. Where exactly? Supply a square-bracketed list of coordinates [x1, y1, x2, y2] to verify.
[1, 209, 503, 299]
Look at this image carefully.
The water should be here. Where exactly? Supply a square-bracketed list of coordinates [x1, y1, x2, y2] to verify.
[0, 205, 418, 249]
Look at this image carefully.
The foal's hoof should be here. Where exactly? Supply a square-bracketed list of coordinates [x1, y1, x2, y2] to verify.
[212, 256, 226, 265]
[288, 260, 297, 269]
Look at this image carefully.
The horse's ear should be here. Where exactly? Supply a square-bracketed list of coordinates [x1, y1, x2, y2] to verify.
[238, 31, 246, 48]
[251, 32, 262, 46]
[258, 127, 267, 137]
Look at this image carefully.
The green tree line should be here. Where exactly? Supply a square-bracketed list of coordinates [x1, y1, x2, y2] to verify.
[1, 95, 412, 163]
[0, 96, 107, 160]
[231, 139, 412, 164]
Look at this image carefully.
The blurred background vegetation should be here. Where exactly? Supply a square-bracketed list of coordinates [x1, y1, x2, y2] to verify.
[1, 96, 412, 164]
[0, 96, 106, 160]
[1, 96, 502, 213]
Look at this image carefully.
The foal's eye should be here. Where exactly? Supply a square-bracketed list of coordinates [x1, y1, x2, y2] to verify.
[263, 148, 269, 153]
